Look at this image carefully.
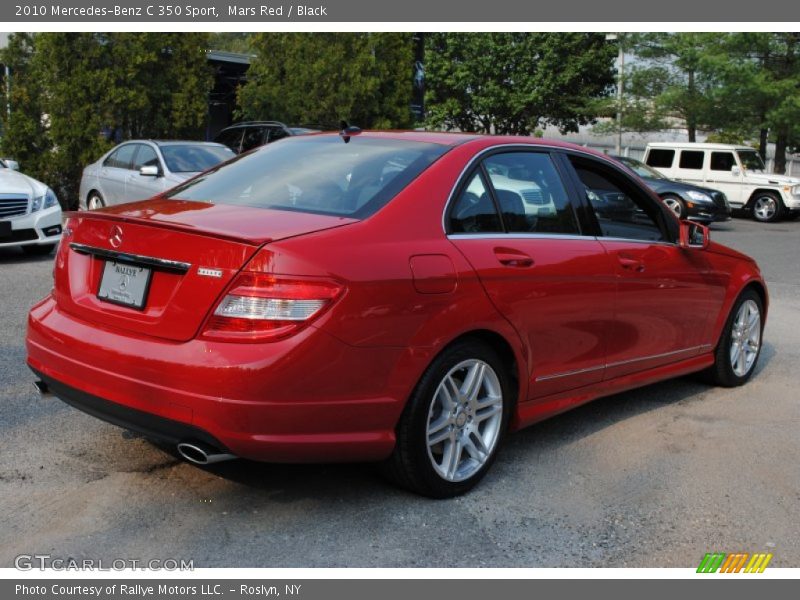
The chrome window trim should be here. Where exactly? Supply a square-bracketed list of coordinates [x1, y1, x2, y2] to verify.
[534, 344, 713, 382]
[447, 233, 594, 242]
[69, 243, 191, 274]
[441, 142, 676, 244]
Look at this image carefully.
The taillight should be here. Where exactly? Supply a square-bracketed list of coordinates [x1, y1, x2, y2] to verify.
[201, 272, 344, 342]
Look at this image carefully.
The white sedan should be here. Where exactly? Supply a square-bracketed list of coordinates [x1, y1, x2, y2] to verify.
[78, 140, 235, 210]
[0, 159, 62, 255]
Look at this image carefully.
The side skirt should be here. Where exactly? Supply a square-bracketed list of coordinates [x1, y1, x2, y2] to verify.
[512, 353, 715, 431]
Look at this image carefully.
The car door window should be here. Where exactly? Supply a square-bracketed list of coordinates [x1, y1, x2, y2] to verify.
[132, 145, 160, 171]
[241, 127, 266, 152]
[215, 129, 244, 153]
[710, 152, 736, 171]
[103, 144, 137, 169]
[679, 150, 704, 170]
[569, 156, 668, 242]
[268, 127, 289, 143]
[483, 152, 579, 234]
[449, 171, 502, 233]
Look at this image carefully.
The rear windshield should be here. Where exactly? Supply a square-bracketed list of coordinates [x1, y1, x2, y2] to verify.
[160, 144, 235, 173]
[165, 136, 449, 218]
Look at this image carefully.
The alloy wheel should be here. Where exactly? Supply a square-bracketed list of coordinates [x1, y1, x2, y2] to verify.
[730, 299, 761, 377]
[425, 359, 503, 482]
[753, 196, 776, 221]
[663, 197, 683, 218]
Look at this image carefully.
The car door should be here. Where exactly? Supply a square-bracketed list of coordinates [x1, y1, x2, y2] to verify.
[125, 143, 166, 202]
[97, 144, 137, 205]
[566, 153, 719, 380]
[706, 150, 745, 206]
[447, 149, 616, 400]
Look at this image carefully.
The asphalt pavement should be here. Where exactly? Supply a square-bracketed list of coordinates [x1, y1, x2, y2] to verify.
[1, 217, 798, 568]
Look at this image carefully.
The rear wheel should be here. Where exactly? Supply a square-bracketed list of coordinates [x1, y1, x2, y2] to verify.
[751, 192, 783, 223]
[383, 340, 511, 498]
[703, 289, 764, 387]
[662, 194, 686, 219]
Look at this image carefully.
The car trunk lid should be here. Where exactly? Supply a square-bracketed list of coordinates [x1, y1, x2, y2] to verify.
[54, 200, 356, 342]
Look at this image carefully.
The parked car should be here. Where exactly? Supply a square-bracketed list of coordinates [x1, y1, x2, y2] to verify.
[0, 158, 62, 255]
[28, 133, 767, 497]
[643, 142, 800, 222]
[79, 140, 235, 209]
[214, 121, 318, 154]
[613, 155, 731, 222]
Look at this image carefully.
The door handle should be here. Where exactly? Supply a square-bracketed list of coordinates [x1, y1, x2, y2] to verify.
[618, 255, 645, 272]
[494, 248, 534, 268]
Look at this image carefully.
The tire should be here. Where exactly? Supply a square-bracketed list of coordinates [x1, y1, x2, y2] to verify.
[22, 244, 56, 256]
[383, 339, 512, 498]
[662, 194, 686, 219]
[702, 288, 764, 387]
[750, 192, 784, 223]
[84, 192, 106, 211]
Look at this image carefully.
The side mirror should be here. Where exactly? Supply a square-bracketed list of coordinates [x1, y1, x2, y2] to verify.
[4, 159, 20, 171]
[731, 165, 741, 176]
[679, 220, 709, 250]
[139, 165, 160, 177]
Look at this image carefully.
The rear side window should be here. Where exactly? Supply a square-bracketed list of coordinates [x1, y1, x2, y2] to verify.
[483, 152, 579, 234]
[450, 172, 502, 233]
[710, 152, 736, 171]
[166, 136, 449, 219]
[679, 150, 704, 170]
[103, 144, 137, 169]
[646, 149, 675, 168]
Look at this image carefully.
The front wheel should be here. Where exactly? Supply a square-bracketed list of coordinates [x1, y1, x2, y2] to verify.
[703, 289, 764, 387]
[383, 340, 512, 498]
[662, 195, 686, 219]
[751, 192, 783, 223]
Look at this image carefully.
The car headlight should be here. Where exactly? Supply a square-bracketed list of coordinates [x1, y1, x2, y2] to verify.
[31, 188, 59, 212]
[791, 184, 800, 196]
[686, 190, 713, 203]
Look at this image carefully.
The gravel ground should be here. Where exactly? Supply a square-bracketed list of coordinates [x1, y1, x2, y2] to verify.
[1, 217, 798, 568]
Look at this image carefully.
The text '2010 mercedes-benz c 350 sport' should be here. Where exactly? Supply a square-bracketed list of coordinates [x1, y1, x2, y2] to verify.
[27, 131, 768, 497]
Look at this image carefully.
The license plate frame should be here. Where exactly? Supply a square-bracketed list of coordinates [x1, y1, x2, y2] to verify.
[97, 260, 153, 310]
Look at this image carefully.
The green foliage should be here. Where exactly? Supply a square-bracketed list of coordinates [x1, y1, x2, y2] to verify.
[238, 33, 414, 129]
[423, 33, 616, 135]
[1, 33, 212, 209]
[209, 33, 257, 55]
[0, 34, 52, 187]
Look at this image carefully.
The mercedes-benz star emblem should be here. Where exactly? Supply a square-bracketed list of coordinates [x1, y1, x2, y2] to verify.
[109, 225, 123, 249]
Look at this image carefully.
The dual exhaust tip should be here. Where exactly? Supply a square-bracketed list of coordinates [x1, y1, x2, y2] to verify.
[33, 379, 235, 466]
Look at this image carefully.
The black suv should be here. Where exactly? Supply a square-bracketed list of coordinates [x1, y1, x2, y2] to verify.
[213, 121, 318, 154]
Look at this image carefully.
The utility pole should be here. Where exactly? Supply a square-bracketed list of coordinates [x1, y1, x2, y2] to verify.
[606, 33, 624, 155]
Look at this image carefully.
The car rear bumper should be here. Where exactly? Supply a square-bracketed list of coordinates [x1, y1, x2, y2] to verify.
[27, 295, 417, 463]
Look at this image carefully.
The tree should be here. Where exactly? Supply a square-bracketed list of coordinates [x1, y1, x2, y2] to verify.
[0, 34, 52, 195]
[238, 33, 414, 129]
[423, 33, 616, 135]
[1, 33, 213, 208]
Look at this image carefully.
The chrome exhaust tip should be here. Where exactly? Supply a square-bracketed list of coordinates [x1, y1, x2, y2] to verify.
[176, 441, 236, 465]
[33, 380, 52, 397]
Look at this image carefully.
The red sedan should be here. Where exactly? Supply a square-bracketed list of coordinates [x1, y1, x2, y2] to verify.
[27, 132, 767, 497]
